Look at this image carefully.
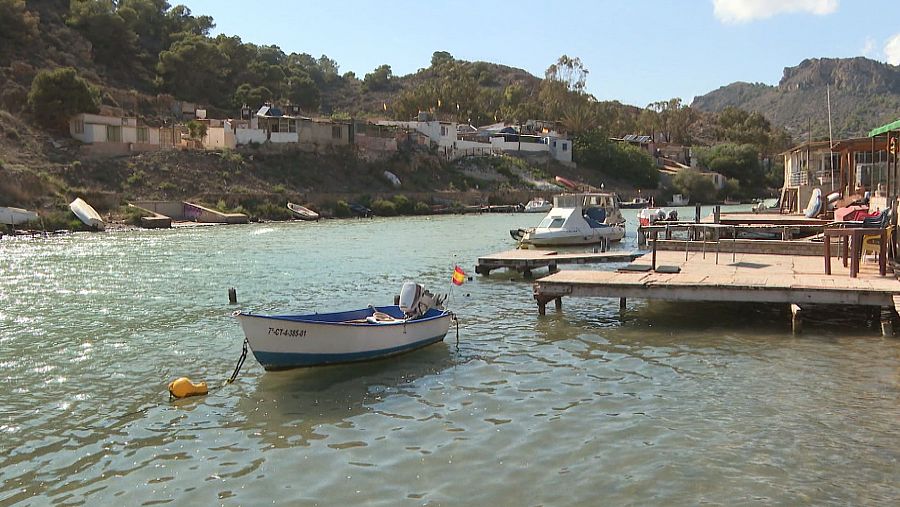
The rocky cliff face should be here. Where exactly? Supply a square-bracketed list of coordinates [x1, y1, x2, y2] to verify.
[778, 57, 900, 94]
[692, 57, 900, 138]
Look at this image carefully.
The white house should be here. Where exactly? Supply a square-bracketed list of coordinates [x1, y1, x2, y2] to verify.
[69, 113, 163, 157]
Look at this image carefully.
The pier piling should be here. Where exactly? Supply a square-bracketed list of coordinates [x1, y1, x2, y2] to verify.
[228, 287, 237, 305]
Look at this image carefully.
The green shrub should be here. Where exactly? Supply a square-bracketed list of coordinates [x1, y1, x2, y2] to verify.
[126, 170, 146, 186]
[27, 67, 99, 130]
[414, 202, 431, 215]
[124, 206, 146, 226]
[371, 198, 397, 216]
[334, 200, 351, 218]
[391, 194, 414, 214]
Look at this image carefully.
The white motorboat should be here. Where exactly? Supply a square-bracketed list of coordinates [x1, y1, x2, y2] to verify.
[287, 202, 320, 220]
[523, 197, 553, 213]
[69, 198, 105, 230]
[0, 206, 38, 226]
[234, 282, 452, 370]
[512, 192, 626, 246]
[620, 197, 650, 209]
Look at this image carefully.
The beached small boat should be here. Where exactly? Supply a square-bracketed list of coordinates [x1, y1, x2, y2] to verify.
[287, 202, 320, 221]
[349, 203, 372, 217]
[234, 282, 452, 370]
[513, 192, 626, 246]
[69, 198, 105, 230]
[0, 206, 38, 226]
[523, 197, 552, 213]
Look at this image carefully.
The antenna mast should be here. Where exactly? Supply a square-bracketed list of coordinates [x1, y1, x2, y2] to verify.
[827, 84, 835, 191]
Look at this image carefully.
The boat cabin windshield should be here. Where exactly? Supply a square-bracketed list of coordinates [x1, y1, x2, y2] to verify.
[538, 216, 565, 229]
[554, 194, 617, 208]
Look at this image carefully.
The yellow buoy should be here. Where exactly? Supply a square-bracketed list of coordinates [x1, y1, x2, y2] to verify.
[168, 377, 208, 399]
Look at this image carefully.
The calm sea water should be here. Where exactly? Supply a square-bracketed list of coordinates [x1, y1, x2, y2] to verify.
[1, 208, 897, 506]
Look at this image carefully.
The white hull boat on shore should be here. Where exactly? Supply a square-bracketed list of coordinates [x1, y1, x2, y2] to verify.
[234, 282, 452, 370]
[287, 202, 320, 220]
[69, 198, 105, 230]
[0, 206, 38, 225]
[511, 192, 626, 246]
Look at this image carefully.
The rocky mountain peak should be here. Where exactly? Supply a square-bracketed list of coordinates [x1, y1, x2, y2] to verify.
[778, 57, 900, 93]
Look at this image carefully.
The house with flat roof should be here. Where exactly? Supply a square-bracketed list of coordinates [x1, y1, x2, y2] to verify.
[70, 113, 165, 157]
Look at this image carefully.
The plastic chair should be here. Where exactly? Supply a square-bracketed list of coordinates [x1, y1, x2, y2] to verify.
[862, 225, 894, 263]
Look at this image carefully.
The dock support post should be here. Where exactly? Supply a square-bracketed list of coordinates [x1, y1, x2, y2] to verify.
[713, 205, 720, 224]
[880, 307, 894, 337]
[523, 269, 533, 279]
[228, 287, 237, 304]
[555, 297, 562, 311]
[475, 264, 491, 276]
[694, 204, 701, 224]
[619, 298, 626, 311]
[548, 262, 558, 274]
[791, 304, 802, 334]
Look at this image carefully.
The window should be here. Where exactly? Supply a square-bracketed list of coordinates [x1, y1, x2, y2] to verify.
[562, 142, 568, 151]
[136, 127, 148, 143]
[552, 141, 557, 148]
[106, 125, 122, 143]
[73, 119, 84, 134]
[441, 125, 448, 136]
[289, 120, 297, 133]
[332, 126, 342, 139]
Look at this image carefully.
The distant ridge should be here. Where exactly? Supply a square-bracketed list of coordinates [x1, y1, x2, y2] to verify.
[691, 57, 900, 139]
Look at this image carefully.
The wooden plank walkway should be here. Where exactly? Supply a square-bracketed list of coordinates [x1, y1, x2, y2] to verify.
[475, 249, 641, 277]
[533, 250, 900, 334]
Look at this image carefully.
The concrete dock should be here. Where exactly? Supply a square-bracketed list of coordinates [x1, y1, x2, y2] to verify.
[476, 249, 641, 277]
[533, 249, 900, 335]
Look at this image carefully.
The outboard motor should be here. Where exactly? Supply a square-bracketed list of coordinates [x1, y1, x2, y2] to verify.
[667, 210, 679, 221]
[399, 282, 446, 319]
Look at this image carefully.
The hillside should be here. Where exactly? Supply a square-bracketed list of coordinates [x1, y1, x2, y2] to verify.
[692, 57, 900, 139]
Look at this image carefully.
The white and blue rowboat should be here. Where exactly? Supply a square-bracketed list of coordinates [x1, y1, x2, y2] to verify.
[234, 283, 452, 370]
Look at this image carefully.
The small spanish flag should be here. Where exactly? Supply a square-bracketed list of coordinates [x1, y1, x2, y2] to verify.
[451, 265, 466, 286]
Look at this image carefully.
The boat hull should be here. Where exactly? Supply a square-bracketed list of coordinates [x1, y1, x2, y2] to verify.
[69, 198, 105, 230]
[0, 207, 38, 225]
[287, 202, 320, 220]
[520, 226, 625, 246]
[234, 306, 451, 370]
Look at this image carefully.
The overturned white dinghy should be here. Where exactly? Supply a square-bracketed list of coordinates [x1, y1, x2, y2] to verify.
[0, 206, 38, 226]
[287, 202, 320, 221]
[69, 197, 105, 230]
[233, 282, 452, 370]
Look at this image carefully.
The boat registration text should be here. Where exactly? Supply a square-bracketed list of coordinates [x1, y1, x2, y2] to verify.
[268, 327, 307, 337]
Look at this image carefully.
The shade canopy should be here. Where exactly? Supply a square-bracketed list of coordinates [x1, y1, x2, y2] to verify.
[869, 118, 900, 137]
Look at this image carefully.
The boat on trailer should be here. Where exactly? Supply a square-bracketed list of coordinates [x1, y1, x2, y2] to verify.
[69, 198, 105, 230]
[287, 202, 320, 221]
[234, 282, 452, 370]
[511, 192, 626, 246]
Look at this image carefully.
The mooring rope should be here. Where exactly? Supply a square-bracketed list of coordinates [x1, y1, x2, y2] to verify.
[226, 338, 249, 385]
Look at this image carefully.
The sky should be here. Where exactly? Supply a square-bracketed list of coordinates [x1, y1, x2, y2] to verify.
[184, 0, 900, 107]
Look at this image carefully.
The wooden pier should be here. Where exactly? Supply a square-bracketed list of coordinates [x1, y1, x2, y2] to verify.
[475, 249, 641, 277]
[533, 250, 900, 335]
